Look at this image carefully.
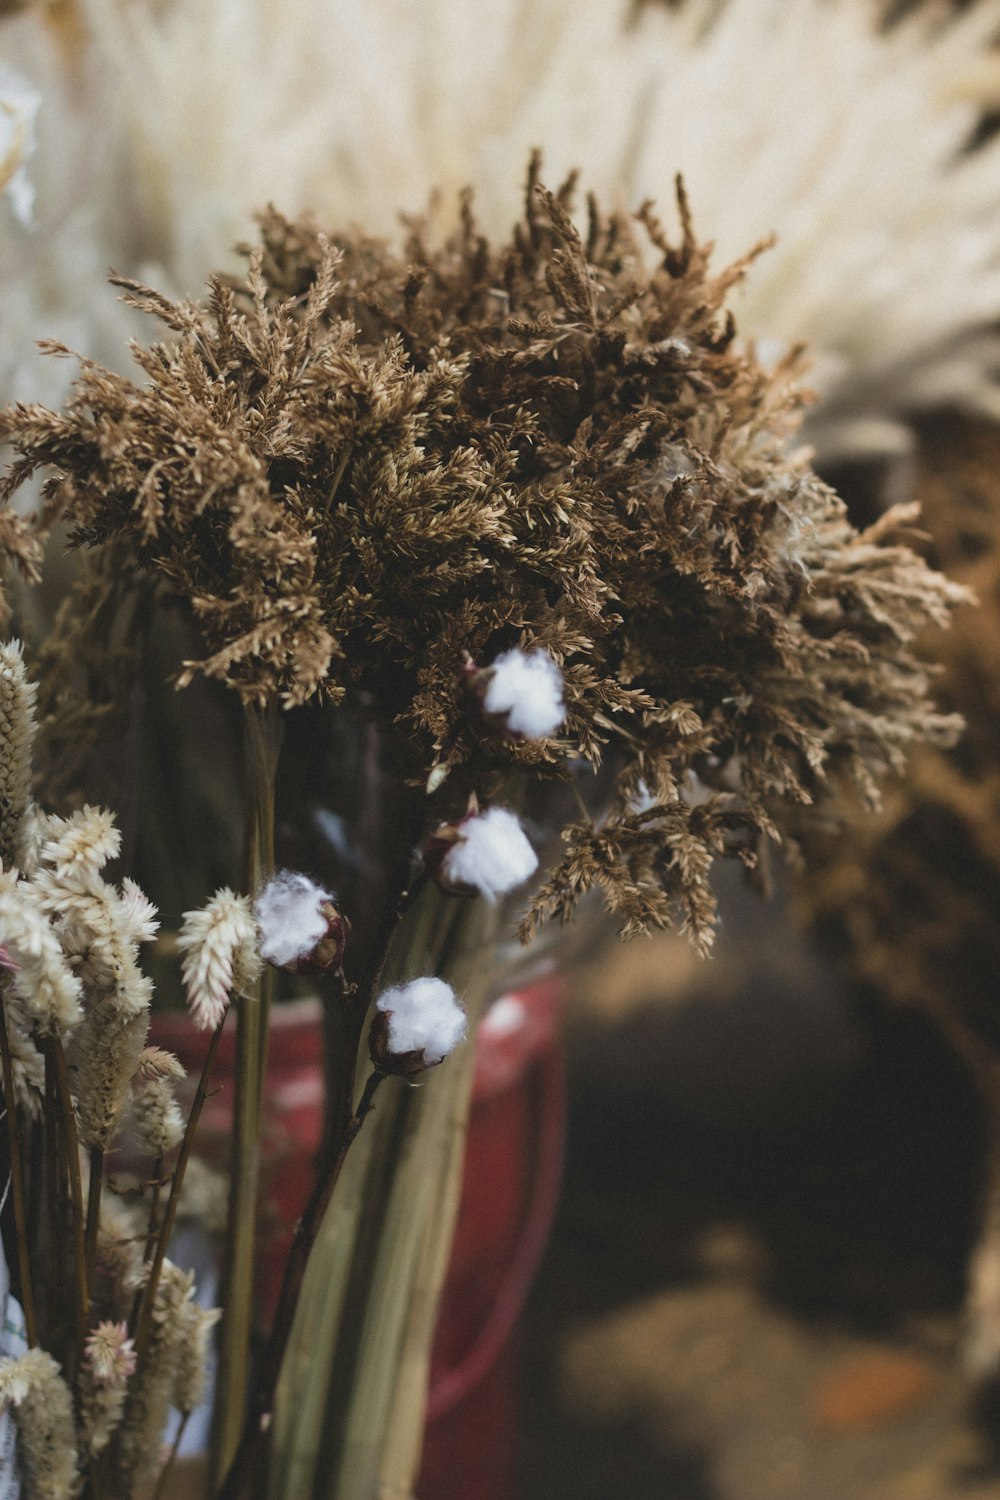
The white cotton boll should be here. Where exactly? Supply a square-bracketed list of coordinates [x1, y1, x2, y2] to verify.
[254, 871, 337, 971]
[482, 649, 565, 740]
[375, 978, 466, 1067]
[441, 807, 538, 902]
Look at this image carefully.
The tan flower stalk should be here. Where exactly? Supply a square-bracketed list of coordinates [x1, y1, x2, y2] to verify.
[32, 818, 157, 1151]
[113, 1261, 196, 1497]
[0, 639, 37, 871]
[171, 1301, 221, 1418]
[80, 1320, 136, 1459]
[0, 1348, 79, 1500]
[130, 1047, 185, 1158]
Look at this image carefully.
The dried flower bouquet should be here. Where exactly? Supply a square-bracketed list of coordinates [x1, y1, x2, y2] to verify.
[0, 171, 970, 1499]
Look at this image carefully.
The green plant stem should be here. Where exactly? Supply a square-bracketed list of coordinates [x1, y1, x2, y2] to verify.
[0, 990, 38, 1347]
[211, 701, 279, 1488]
[133, 1017, 225, 1361]
[218, 1069, 385, 1500]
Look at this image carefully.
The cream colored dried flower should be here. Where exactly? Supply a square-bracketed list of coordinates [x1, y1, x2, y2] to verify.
[135, 1045, 184, 1085]
[170, 1300, 220, 1416]
[1, 1015, 43, 1115]
[37, 805, 121, 881]
[93, 1199, 144, 1326]
[0, 639, 37, 872]
[131, 1048, 185, 1157]
[114, 877, 160, 948]
[178, 887, 261, 1030]
[113, 1260, 198, 1495]
[27, 819, 159, 1147]
[0, 869, 82, 1034]
[0, 1349, 78, 1500]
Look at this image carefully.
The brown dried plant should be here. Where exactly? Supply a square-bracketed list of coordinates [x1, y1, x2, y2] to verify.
[0, 165, 967, 950]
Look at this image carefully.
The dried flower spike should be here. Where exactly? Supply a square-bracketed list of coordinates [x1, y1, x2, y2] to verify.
[369, 977, 466, 1076]
[178, 887, 261, 1031]
[424, 804, 538, 902]
[0, 1348, 79, 1500]
[254, 871, 346, 974]
[0, 639, 38, 872]
[469, 648, 566, 741]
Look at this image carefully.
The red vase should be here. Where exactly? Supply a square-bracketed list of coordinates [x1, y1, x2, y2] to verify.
[150, 976, 565, 1498]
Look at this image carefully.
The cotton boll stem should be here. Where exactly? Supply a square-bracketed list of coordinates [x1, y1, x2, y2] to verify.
[212, 698, 279, 1489]
[215, 1066, 385, 1500]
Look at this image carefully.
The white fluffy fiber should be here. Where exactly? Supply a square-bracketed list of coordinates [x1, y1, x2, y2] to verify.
[483, 649, 565, 740]
[376, 977, 466, 1065]
[254, 871, 334, 969]
[442, 806, 538, 902]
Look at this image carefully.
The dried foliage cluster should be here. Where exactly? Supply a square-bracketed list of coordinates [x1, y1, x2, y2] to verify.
[0, 171, 966, 947]
[801, 415, 1000, 1055]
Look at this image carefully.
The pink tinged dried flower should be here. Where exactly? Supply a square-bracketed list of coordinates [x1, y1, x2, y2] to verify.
[369, 977, 466, 1076]
[0, 640, 38, 873]
[84, 1322, 136, 1388]
[178, 888, 261, 1031]
[254, 871, 346, 974]
[0, 1348, 79, 1500]
[472, 647, 565, 740]
[425, 805, 538, 902]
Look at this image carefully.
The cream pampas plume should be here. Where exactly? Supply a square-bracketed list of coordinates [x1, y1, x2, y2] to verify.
[0, 1349, 79, 1500]
[178, 887, 261, 1030]
[76, 0, 1000, 462]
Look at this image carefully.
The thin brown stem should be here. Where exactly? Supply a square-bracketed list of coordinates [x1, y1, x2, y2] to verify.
[0, 990, 38, 1346]
[133, 1018, 225, 1362]
[143, 1153, 165, 1263]
[42, 1033, 89, 1357]
[218, 1070, 385, 1500]
[151, 1411, 189, 1500]
[42, 1048, 60, 1352]
[84, 1144, 103, 1303]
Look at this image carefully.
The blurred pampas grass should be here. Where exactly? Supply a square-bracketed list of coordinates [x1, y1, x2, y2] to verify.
[50, 0, 1000, 463]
